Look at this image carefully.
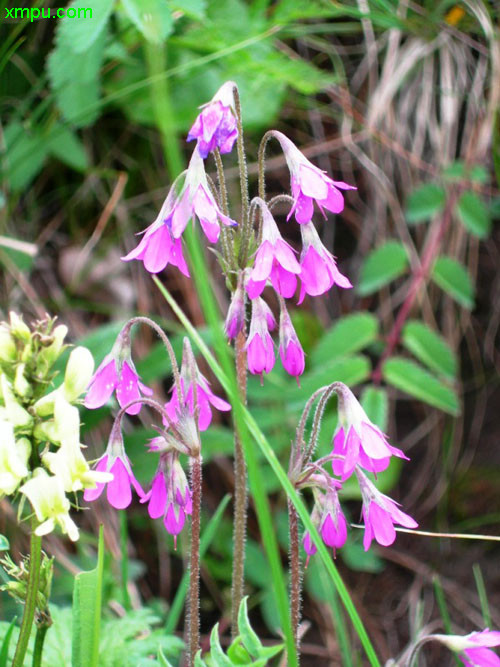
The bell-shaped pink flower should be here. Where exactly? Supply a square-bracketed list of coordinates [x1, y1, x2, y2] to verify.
[246, 199, 301, 300]
[331, 383, 408, 480]
[84, 332, 153, 416]
[84, 426, 144, 509]
[356, 469, 417, 550]
[320, 485, 348, 553]
[298, 222, 352, 303]
[278, 305, 305, 382]
[272, 131, 356, 224]
[121, 217, 190, 276]
[435, 629, 500, 667]
[245, 297, 276, 378]
[187, 81, 238, 158]
[225, 282, 246, 340]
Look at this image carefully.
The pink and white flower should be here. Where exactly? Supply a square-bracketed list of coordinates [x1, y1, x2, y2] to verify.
[278, 306, 305, 381]
[245, 297, 276, 378]
[121, 218, 190, 276]
[225, 282, 246, 340]
[298, 222, 352, 303]
[331, 383, 407, 480]
[187, 81, 238, 158]
[246, 199, 301, 299]
[272, 131, 356, 224]
[435, 629, 500, 667]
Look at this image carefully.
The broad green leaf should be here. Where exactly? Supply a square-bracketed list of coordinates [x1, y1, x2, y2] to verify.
[286, 355, 371, 400]
[443, 161, 489, 184]
[72, 526, 104, 667]
[357, 241, 409, 295]
[167, 0, 206, 20]
[122, 0, 174, 43]
[47, 125, 88, 171]
[208, 624, 233, 666]
[360, 386, 388, 431]
[456, 191, 491, 239]
[432, 256, 475, 309]
[4, 122, 48, 192]
[227, 637, 252, 664]
[0, 535, 9, 551]
[382, 357, 460, 415]
[238, 598, 262, 658]
[311, 313, 379, 365]
[341, 457, 403, 500]
[406, 184, 446, 224]
[402, 320, 457, 378]
[58, 0, 114, 53]
[341, 539, 385, 573]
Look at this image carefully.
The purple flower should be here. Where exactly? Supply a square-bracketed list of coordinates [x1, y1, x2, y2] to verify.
[245, 297, 276, 378]
[356, 469, 417, 550]
[320, 486, 348, 553]
[141, 452, 192, 548]
[84, 354, 153, 416]
[225, 283, 246, 340]
[121, 218, 190, 276]
[246, 200, 301, 300]
[298, 222, 352, 303]
[272, 131, 356, 224]
[187, 81, 238, 158]
[436, 629, 500, 666]
[278, 306, 305, 382]
[331, 383, 407, 480]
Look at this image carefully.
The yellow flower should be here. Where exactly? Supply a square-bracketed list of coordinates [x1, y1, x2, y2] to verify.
[0, 420, 30, 496]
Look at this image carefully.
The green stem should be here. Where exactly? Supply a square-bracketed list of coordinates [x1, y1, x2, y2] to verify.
[119, 510, 132, 611]
[32, 618, 50, 667]
[12, 528, 43, 667]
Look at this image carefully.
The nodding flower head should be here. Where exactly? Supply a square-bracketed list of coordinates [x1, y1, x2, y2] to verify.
[433, 629, 500, 667]
[245, 297, 276, 379]
[302, 475, 346, 562]
[298, 222, 352, 303]
[225, 282, 246, 341]
[84, 329, 153, 416]
[278, 305, 305, 382]
[272, 131, 356, 225]
[332, 383, 408, 480]
[246, 199, 301, 300]
[187, 81, 238, 158]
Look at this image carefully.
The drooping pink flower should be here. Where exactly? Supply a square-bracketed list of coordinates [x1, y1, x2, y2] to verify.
[121, 217, 190, 276]
[298, 222, 352, 303]
[320, 485, 348, 553]
[225, 282, 246, 340]
[245, 297, 276, 378]
[436, 629, 500, 667]
[187, 81, 238, 158]
[331, 383, 407, 480]
[246, 199, 301, 300]
[278, 306, 305, 382]
[302, 532, 317, 568]
[141, 452, 192, 547]
[272, 131, 356, 224]
[84, 354, 153, 416]
[356, 468, 417, 550]
[84, 427, 144, 509]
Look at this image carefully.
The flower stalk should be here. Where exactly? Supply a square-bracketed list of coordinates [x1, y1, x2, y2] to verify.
[288, 499, 301, 658]
[188, 454, 202, 665]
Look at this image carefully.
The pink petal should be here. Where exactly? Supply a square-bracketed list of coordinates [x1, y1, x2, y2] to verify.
[164, 503, 186, 535]
[279, 340, 305, 378]
[83, 456, 109, 502]
[251, 242, 274, 282]
[143, 225, 173, 274]
[107, 458, 132, 509]
[342, 427, 361, 480]
[116, 362, 142, 415]
[298, 164, 329, 199]
[293, 191, 314, 224]
[360, 422, 392, 459]
[274, 240, 301, 274]
[464, 648, 500, 667]
[246, 277, 266, 299]
[369, 502, 396, 547]
[84, 359, 117, 410]
[331, 428, 346, 477]
[170, 190, 192, 239]
[171, 237, 190, 277]
[303, 532, 317, 556]
[144, 472, 167, 519]
[470, 631, 500, 648]
[270, 263, 297, 299]
[321, 184, 345, 215]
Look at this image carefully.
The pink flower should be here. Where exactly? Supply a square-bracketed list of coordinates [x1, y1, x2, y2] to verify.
[272, 131, 356, 224]
[84, 354, 153, 416]
[84, 428, 144, 509]
[298, 222, 352, 303]
[356, 469, 417, 550]
[225, 283, 246, 340]
[187, 81, 238, 158]
[121, 218, 190, 276]
[278, 306, 305, 381]
[331, 383, 407, 480]
[436, 629, 500, 666]
[141, 452, 192, 547]
[320, 485, 348, 553]
[246, 199, 301, 300]
[245, 298, 276, 378]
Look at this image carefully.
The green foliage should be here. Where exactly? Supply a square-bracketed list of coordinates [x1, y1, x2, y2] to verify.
[406, 183, 446, 224]
[456, 191, 492, 239]
[0, 535, 9, 552]
[0, 617, 17, 667]
[402, 320, 457, 379]
[357, 241, 409, 295]
[360, 386, 388, 432]
[121, 0, 174, 44]
[311, 313, 379, 364]
[431, 256, 475, 309]
[57, 0, 114, 53]
[382, 357, 460, 416]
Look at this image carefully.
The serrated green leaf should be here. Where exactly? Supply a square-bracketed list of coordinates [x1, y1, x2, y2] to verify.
[456, 191, 491, 239]
[237, 598, 262, 658]
[311, 313, 379, 365]
[360, 386, 388, 431]
[47, 125, 88, 171]
[209, 624, 233, 665]
[406, 184, 446, 224]
[0, 535, 9, 551]
[357, 241, 409, 295]
[57, 0, 114, 53]
[432, 256, 475, 309]
[382, 357, 460, 415]
[402, 320, 457, 378]
[122, 0, 173, 43]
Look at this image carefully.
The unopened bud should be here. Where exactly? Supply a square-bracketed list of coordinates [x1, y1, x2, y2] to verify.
[0, 325, 16, 362]
[0, 375, 32, 427]
[63, 347, 94, 402]
[9, 312, 30, 342]
[14, 364, 32, 398]
[38, 324, 68, 371]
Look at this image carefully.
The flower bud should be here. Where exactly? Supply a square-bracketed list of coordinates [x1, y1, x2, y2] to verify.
[63, 346, 94, 402]
[0, 325, 17, 362]
[9, 312, 30, 342]
[0, 375, 32, 428]
[37, 324, 68, 371]
[14, 364, 31, 398]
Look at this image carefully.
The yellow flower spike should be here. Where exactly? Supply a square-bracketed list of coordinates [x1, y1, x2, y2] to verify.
[0, 421, 30, 497]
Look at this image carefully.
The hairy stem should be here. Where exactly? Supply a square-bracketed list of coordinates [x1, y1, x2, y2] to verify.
[234, 87, 251, 268]
[188, 455, 202, 665]
[32, 615, 51, 667]
[214, 149, 235, 273]
[12, 526, 42, 667]
[231, 330, 248, 638]
[288, 500, 301, 661]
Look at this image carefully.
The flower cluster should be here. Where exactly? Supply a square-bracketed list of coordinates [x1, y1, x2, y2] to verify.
[0, 313, 109, 541]
[295, 383, 417, 559]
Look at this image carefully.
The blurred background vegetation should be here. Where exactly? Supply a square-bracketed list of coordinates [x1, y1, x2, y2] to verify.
[1, 0, 499, 664]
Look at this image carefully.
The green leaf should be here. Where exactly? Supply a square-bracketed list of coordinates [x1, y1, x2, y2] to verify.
[208, 624, 233, 666]
[226, 637, 252, 664]
[237, 598, 262, 658]
[72, 526, 104, 667]
[402, 320, 457, 378]
[286, 355, 371, 400]
[122, 0, 174, 43]
[4, 122, 48, 192]
[57, 0, 114, 53]
[157, 647, 174, 667]
[357, 241, 409, 295]
[167, 0, 206, 19]
[47, 125, 88, 171]
[456, 191, 491, 239]
[341, 457, 403, 500]
[360, 386, 388, 431]
[0, 534, 10, 551]
[311, 313, 379, 365]
[431, 256, 475, 309]
[194, 651, 207, 666]
[0, 617, 17, 667]
[406, 184, 446, 224]
[382, 357, 460, 415]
